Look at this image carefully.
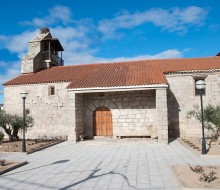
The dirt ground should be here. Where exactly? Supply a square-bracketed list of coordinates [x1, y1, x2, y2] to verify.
[0, 139, 61, 153]
[0, 160, 24, 173]
[180, 137, 220, 155]
[173, 165, 220, 188]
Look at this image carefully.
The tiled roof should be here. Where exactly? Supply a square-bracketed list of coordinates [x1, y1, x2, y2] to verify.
[160, 57, 220, 73]
[3, 56, 220, 89]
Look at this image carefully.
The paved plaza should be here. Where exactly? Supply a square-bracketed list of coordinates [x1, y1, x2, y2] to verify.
[0, 138, 220, 190]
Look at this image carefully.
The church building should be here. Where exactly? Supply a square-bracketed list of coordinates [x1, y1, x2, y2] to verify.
[3, 28, 220, 143]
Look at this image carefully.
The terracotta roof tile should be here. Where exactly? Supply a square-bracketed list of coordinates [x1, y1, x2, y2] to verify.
[3, 56, 220, 89]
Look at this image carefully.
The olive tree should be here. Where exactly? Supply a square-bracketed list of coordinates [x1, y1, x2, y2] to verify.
[0, 111, 34, 141]
[187, 104, 220, 140]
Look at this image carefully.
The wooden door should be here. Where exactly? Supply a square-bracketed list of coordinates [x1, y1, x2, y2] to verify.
[93, 107, 113, 136]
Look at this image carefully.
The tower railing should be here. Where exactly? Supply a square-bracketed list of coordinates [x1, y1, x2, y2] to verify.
[41, 51, 64, 66]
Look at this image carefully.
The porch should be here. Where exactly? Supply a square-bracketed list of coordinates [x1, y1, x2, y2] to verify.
[72, 87, 168, 144]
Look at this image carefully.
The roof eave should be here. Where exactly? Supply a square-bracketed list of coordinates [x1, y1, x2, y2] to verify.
[67, 84, 168, 93]
[164, 68, 220, 75]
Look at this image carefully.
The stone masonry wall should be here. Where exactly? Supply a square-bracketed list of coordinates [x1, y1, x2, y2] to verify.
[4, 82, 77, 141]
[83, 90, 157, 138]
[22, 41, 41, 73]
[166, 72, 220, 139]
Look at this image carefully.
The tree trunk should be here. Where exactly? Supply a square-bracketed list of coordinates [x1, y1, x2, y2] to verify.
[12, 129, 19, 140]
[2, 125, 14, 141]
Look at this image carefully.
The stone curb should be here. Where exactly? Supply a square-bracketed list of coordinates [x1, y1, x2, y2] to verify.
[0, 161, 28, 175]
[178, 139, 220, 159]
[178, 138, 201, 156]
[181, 188, 220, 190]
[0, 152, 26, 156]
[26, 140, 65, 154]
[200, 154, 220, 158]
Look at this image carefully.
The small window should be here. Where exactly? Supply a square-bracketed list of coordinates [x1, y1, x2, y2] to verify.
[195, 78, 206, 96]
[49, 86, 55, 96]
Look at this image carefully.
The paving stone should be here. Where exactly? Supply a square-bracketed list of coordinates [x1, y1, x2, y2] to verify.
[1, 139, 220, 190]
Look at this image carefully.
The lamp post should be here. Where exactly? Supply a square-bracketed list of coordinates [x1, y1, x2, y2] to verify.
[20, 91, 28, 152]
[195, 80, 206, 154]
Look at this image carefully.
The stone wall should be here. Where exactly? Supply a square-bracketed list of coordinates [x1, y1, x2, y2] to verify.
[22, 41, 41, 73]
[83, 90, 157, 139]
[4, 82, 77, 141]
[166, 72, 220, 139]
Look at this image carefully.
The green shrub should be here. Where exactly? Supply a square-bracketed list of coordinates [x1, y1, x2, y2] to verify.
[187, 104, 220, 139]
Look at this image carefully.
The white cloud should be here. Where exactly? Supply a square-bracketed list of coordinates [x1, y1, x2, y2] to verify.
[0, 30, 38, 55]
[21, 5, 72, 27]
[98, 49, 182, 63]
[4, 30, 38, 54]
[63, 49, 182, 65]
[49, 5, 72, 24]
[0, 61, 21, 101]
[49, 26, 182, 65]
[177, 6, 206, 24]
[0, 61, 20, 85]
[0, 26, 90, 55]
[51, 26, 92, 52]
[98, 6, 207, 38]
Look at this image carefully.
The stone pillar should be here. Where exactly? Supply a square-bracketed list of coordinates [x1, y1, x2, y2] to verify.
[156, 88, 168, 144]
[66, 91, 77, 142]
[75, 93, 84, 141]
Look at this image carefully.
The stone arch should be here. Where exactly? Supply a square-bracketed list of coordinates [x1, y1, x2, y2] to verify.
[84, 98, 117, 138]
[85, 98, 117, 118]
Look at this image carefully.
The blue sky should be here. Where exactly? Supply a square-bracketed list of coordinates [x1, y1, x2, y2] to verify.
[1, 0, 220, 103]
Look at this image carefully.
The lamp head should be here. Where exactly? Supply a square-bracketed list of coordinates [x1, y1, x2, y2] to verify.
[20, 91, 28, 98]
[196, 80, 206, 90]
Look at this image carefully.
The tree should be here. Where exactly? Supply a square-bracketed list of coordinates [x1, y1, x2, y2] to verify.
[187, 104, 220, 140]
[0, 111, 34, 141]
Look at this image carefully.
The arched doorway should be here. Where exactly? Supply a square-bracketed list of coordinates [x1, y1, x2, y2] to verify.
[93, 107, 113, 136]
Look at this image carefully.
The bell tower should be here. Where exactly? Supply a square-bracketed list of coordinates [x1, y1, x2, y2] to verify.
[21, 28, 64, 73]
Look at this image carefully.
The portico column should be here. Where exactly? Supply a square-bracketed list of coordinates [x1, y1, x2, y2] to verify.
[66, 91, 77, 141]
[156, 88, 168, 144]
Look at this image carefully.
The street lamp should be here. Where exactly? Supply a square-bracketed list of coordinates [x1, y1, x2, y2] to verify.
[195, 80, 206, 154]
[20, 91, 28, 152]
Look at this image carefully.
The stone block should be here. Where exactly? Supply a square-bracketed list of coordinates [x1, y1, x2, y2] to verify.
[123, 97, 129, 101]
[126, 119, 132, 123]
[88, 103, 96, 111]
[135, 114, 141, 119]
[104, 99, 110, 108]
[93, 100, 100, 107]
[118, 119, 126, 122]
